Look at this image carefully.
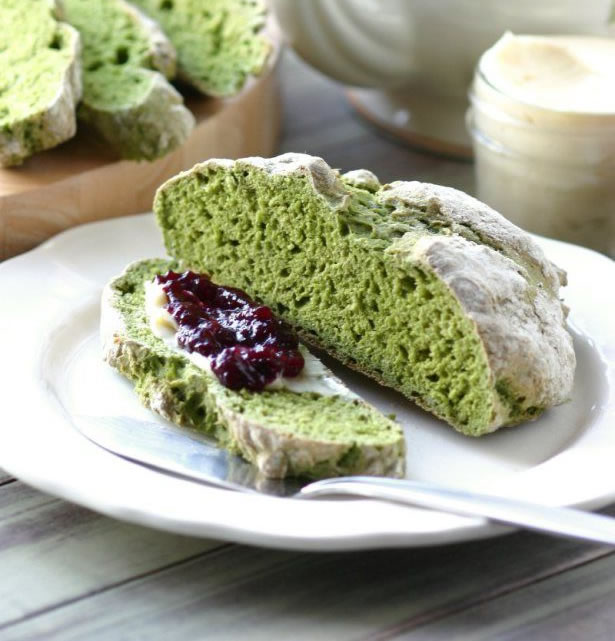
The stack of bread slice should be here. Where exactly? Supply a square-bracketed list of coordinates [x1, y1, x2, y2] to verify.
[0, 0, 270, 166]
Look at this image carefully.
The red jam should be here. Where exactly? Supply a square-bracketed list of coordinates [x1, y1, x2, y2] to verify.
[155, 270, 305, 391]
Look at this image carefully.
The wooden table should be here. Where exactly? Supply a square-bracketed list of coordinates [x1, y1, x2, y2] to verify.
[2, 51, 614, 641]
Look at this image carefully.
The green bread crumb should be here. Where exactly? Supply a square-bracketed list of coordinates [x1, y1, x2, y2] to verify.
[131, 0, 271, 96]
[0, 2, 73, 126]
[64, 0, 174, 77]
[0, 0, 81, 165]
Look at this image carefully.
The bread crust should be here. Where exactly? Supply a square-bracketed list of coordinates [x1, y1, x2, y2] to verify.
[78, 71, 194, 161]
[381, 181, 575, 426]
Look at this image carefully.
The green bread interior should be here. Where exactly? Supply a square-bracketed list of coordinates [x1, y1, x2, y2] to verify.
[62, 0, 163, 114]
[62, 0, 172, 77]
[111, 259, 404, 478]
[155, 163, 507, 436]
[131, 0, 270, 96]
[82, 66, 154, 110]
[0, 1, 78, 156]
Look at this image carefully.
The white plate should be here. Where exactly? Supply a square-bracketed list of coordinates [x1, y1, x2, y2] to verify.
[0, 214, 613, 551]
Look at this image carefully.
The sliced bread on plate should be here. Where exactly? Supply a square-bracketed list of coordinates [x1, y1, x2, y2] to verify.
[154, 153, 576, 436]
[102, 258, 406, 479]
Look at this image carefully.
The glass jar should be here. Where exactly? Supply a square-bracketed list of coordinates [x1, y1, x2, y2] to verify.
[468, 36, 615, 257]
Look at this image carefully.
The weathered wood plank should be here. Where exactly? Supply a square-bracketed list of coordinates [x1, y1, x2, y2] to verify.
[0, 482, 57, 521]
[0, 482, 225, 627]
[2, 521, 613, 641]
[0, 468, 15, 485]
[390, 533, 615, 641]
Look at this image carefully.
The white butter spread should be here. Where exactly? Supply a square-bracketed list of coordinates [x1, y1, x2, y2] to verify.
[480, 32, 615, 113]
[144, 280, 357, 399]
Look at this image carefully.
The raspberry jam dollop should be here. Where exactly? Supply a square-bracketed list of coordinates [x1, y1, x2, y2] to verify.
[155, 270, 305, 391]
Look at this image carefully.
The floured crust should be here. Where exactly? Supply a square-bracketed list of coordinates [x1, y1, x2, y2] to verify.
[101, 264, 405, 479]
[218, 405, 404, 479]
[379, 180, 567, 291]
[79, 71, 194, 160]
[381, 183, 575, 423]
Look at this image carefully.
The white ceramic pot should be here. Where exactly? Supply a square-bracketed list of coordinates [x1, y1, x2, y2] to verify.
[271, 0, 615, 156]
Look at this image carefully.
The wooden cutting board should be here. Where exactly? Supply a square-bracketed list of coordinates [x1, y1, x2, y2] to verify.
[0, 46, 281, 259]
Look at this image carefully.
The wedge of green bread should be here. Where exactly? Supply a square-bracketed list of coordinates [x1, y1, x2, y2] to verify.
[130, 0, 271, 97]
[154, 153, 577, 436]
[62, 0, 194, 160]
[0, 0, 82, 167]
[102, 258, 405, 479]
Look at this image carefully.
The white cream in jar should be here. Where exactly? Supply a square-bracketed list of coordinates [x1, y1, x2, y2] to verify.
[468, 32, 615, 256]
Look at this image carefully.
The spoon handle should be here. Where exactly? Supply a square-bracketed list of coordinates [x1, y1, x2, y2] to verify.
[300, 476, 615, 546]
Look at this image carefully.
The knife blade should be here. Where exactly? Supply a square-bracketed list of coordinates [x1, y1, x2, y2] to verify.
[73, 414, 304, 497]
[72, 413, 615, 546]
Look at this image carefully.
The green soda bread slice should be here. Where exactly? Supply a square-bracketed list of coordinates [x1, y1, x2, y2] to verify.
[0, 0, 82, 167]
[130, 0, 271, 97]
[154, 153, 576, 436]
[62, 0, 194, 160]
[102, 258, 405, 479]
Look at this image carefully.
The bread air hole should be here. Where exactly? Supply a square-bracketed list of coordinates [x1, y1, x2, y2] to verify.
[399, 275, 416, 294]
[115, 47, 129, 65]
[49, 33, 63, 50]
